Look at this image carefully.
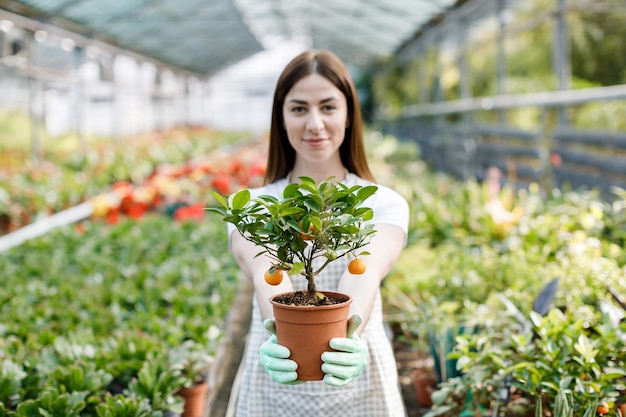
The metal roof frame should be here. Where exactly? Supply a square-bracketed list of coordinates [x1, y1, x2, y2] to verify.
[0, 0, 459, 76]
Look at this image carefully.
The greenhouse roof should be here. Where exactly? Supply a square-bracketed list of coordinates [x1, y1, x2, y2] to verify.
[0, 0, 457, 76]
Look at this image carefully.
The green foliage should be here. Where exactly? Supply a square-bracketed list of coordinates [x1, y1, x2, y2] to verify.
[0, 360, 26, 407]
[443, 307, 625, 417]
[0, 215, 240, 413]
[570, 0, 626, 86]
[12, 389, 87, 417]
[95, 395, 157, 417]
[126, 354, 185, 413]
[48, 363, 112, 396]
[383, 146, 626, 416]
[371, 0, 626, 130]
[208, 176, 378, 298]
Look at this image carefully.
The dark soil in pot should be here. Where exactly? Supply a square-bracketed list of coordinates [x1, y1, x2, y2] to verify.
[272, 290, 350, 306]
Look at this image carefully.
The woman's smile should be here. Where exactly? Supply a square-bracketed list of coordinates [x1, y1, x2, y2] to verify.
[303, 137, 329, 147]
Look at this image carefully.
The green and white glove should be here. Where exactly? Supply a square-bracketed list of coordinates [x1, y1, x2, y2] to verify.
[259, 318, 301, 384]
[321, 314, 368, 387]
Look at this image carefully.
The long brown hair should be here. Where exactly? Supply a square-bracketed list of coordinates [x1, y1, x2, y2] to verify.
[264, 50, 374, 185]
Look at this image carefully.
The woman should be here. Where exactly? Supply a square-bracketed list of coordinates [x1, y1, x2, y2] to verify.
[229, 49, 409, 417]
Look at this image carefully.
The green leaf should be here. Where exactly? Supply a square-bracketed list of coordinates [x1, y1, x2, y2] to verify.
[283, 183, 300, 198]
[303, 198, 321, 212]
[299, 183, 318, 195]
[231, 190, 251, 210]
[573, 335, 598, 362]
[581, 402, 597, 417]
[298, 176, 316, 185]
[361, 208, 374, 221]
[310, 217, 322, 231]
[256, 194, 280, 204]
[223, 214, 242, 225]
[286, 220, 302, 232]
[203, 206, 227, 216]
[290, 262, 305, 276]
[602, 367, 626, 378]
[357, 185, 378, 201]
[290, 239, 307, 252]
[211, 191, 228, 208]
[280, 207, 304, 217]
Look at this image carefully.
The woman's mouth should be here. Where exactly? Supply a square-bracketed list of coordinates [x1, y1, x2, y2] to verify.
[304, 138, 327, 147]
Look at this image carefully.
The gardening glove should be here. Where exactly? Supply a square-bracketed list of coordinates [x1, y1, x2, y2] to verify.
[321, 314, 368, 387]
[259, 318, 302, 385]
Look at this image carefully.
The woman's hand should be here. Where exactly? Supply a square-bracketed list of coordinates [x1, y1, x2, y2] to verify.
[259, 318, 302, 385]
[321, 314, 368, 387]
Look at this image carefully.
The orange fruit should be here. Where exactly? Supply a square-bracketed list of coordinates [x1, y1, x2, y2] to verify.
[617, 403, 625, 417]
[299, 222, 317, 240]
[348, 258, 366, 275]
[597, 402, 609, 415]
[264, 268, 283, 285]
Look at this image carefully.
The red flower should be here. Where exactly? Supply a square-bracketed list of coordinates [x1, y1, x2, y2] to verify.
[249, 162, 267, 178]
[174, 204, 204, 222]
[119, 195, 135, 214]
[229, 158, 242, 173]
[126, 203, 147, 219]
[211, 174, 231, 195]
[105, 209, 120, 225]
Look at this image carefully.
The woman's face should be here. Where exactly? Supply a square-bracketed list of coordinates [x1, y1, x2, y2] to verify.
[282, 73, 348, 167]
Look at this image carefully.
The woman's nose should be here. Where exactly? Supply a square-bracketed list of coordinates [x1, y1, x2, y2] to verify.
[306, 110, 323, 132]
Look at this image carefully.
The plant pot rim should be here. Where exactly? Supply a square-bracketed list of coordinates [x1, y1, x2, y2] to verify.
[270, 291, 352, 311]
[411, 367, 436, 374]
[176, 379, 209, 395]
[411, 368, 438, 379]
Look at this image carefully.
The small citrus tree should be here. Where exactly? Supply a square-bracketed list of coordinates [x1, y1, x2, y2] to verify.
[206, 176, 378, 304]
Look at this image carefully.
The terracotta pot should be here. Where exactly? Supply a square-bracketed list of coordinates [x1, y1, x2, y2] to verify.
[176, 380, 208, 417]
[411, 368, 438, 407]
[270, 291, 352, 381]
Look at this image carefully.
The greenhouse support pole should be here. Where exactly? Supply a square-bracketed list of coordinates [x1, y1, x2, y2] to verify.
[72, 45, 85, 148]
[553, 0, 571, 127]
[457, 16, 470, 103]
[26, 31, 43, 163]
[154, 69, 165, 132]
[184, 76, 192, 126]
[417, 40, 428, 105]
[496, 0, 507, 123]
[433, 30, 445, 174]
[431, 29, 444, 105]
[28, 76, 42, 163]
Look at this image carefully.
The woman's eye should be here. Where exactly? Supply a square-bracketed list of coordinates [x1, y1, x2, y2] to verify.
[322, 105, 336, 111]
[291, 106, 306, 113]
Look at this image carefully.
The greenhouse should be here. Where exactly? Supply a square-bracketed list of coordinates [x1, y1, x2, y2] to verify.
[0, 0, 625, 417]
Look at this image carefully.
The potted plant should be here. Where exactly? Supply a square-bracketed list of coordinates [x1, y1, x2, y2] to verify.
[168, 340, 214, 417]
[207, 176, 378, 380]
[125, 352, 186, 416]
